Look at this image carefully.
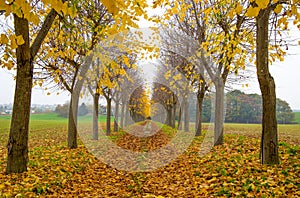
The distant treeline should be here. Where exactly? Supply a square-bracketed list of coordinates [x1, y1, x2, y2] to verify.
[190, 90, 295, 124]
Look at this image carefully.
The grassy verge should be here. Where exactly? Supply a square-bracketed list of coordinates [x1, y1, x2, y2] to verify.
[293, 112, 300, 124]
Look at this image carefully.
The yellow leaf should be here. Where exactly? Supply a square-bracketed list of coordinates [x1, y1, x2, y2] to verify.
[236, 4, 243, 15]
[54, 77, 59, 83]
[0, 34, 9, 44]
[6, 60, 14, 70]
[3, 54, 9, 61]
[123, 55, 130, 67]
[29, 12, 40, 25]
[16, 35, 25, 45]
[101, 0, 118, 15]
[9, 35, 18, 49]
[246, 6, 260, 17]
[274, 4, 283, 14]
[256, 0, 269, 9]
[0, 183, 5, 190]
[0, 1, 7, 9]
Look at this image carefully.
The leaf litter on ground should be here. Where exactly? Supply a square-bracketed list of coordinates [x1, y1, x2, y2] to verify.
[0, 121, 299, 197]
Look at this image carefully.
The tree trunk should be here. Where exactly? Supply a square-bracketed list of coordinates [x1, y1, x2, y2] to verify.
[114, 100, 119, 132]
[93, 94, 99, 140]
[125, 103, 130, 126]
[184, 98, 190, 132]
[120, 101, 125, 129]
[6, 16, 31, 174]
[106, 98, 112, 135]
[196, 88, 205, 136]
[172, 104, 176, 128]
[195, 98, 199, 133]
[166, 107, 172, 127]
[68, 55, 93, 148]
[214, 82, 225, 145]
[178, 105, 182, 130]
[256, 8, 279, 164]
[6, 9, 58, 173]
[68, 96, 78, 148]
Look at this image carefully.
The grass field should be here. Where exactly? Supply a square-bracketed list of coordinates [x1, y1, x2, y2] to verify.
[293, 112, 300, 124]
[1, 113, 299, 146]
[0, 113, 108, 147]
[0, 113, 299, 197]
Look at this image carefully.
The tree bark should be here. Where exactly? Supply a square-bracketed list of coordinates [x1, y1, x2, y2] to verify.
[93, 94, 99, 140]
[196, 97, 199, 133]
[68, 55, 93, 148]
[214, 82, 225, 145]
[6, 16, 31, 174]
[165, 107, 172, 127]
[172, 103, 176, 128]
[120, 101, 125, 129]
[196, 87, 206, 136]
[68, 96, 78, 148]
[114, 100, 119, 132]
[178, 105, 182, 130]
[256, 8, 279, 164]
[125, 103, 130, 126]
[6, 9, 59, 173]
[184, 97, 190, 132]
[106, 98, 112, 135]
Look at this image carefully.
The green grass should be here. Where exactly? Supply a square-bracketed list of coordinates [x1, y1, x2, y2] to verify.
[0, 113, 109, 147]
[0, 113, 68, 133]
[78, 114, 108, 123]
[30, 113, 68, 121]
[1, 113, 300, 147]
[293, 112, 300, 124]
[0, 113, 108, 125]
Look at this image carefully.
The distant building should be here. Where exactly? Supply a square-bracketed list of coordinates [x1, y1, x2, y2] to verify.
[5, 110, 12, 114]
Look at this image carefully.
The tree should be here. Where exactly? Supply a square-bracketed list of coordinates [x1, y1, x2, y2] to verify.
[225, 90, 294, 124]
[1, 0, 75, 174]
[154, 0, 300, 163]
[78, 103, 89, 116]
[277, 99, 295, 124]
[157, 0, 254, 145]
[119, 69, 144, 128]
[156, 69, 178, 128]
[225, 90, 261, 124]
[36, 0, 148, 147]
[35, 1, 114, 148]
[55, 102, 70, 118]
[160, 30, 198, 132]
[250, 0, 300, 164]
[160, 28, 208, 134]
[129, 86, 151, 123]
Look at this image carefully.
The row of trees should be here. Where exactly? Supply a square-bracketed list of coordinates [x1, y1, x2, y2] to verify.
[152, 0, 300, 165]
[225, 90, 295, 124]
[187, 90, 295, 124]
[55, 103, 89, 118]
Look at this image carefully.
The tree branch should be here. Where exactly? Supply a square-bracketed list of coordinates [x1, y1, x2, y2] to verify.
[30, 8, 58, 58]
